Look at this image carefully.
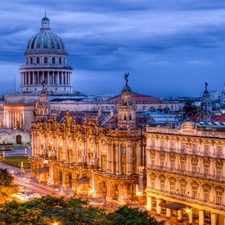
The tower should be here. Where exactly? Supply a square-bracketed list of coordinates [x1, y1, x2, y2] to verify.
[20, 16, 73, 94]
[118, 73, 136, 128]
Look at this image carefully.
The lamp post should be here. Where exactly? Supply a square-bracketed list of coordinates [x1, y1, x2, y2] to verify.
[136, 191, 141, 208]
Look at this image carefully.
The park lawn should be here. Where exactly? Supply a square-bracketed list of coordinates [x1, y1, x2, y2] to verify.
[0, 156, 31, 169]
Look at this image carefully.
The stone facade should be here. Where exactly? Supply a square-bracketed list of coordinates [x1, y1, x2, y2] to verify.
[145, 121, 225, 225]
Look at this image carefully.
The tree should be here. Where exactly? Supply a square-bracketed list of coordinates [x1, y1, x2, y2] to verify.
[0, 168, 17, 204]
[182, 101, 198, 118]
[107, 205, 164, 225]
[0, 169, 13, 186]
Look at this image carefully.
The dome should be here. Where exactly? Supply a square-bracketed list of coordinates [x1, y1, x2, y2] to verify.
[25, 17, 66, 55]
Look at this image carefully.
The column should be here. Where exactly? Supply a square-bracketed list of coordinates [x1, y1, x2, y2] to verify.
[211, 214, 217, 225]
[156, 199, 162, 215]
[146, 196, 153, 211]
[199, 210, 205, 225]
[166, 208, 171, 217]
[126, 142, 132, 175]
[188, 208, 193, 224]
[57, 72, 59, 85]
[177, 210, 182, 220]
[115, 143, 119, 175]
[47, 71, 49, 84]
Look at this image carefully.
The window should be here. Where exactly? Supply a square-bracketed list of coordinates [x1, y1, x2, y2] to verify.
[204, 191, 209, 201]
[59, 58, 62, 64]
[151, 160, 155, 166]
[204, 145, 209, 155]
[192, 144, 197, 153]
[52, 57, 55, 64]
[217, 169, 222, 177]
[160, 141, 164, 149]
[181, 162, 185, 171]
[216, 191, 222, 204]
[204, 167, 209, 176]
[217, 147, 222, 156]
[170, 182, 176, 193]
[160, 180, 165, 191]
[30, 58, 33, 64]
[151, 180, 155, 189]
[181, 184, 186, 196]
[192, 186, 197, 198]
[37, 57, 40, 64]
[181, 143, 186, 152]
[160, 161, 164, 168]
[171, 162, 174, 170]
[170, 142, 175, 151]
[44, 57, 48, 64]
[151, 141, 155, 149]
[121, 146, 126, 155]
[192, 165, 197, 173]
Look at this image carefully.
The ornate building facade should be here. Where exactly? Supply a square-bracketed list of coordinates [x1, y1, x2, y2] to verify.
[30, 82, 148, 204]
[145, 121, 225, 225]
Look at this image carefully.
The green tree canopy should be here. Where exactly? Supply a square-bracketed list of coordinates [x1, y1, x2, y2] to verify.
[0, 169, 13, 186]
[0, 196, 164, 225]
[107, 205, 164, 225]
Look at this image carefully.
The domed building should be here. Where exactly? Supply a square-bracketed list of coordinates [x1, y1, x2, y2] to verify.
[20, 16, 73, 94]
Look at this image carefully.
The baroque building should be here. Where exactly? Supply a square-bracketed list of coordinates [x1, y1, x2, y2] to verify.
[30, 79, 149, 204]
[145, 121, 225, 225]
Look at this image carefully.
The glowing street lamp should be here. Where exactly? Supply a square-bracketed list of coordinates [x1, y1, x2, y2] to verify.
[136, 191, 141, 208]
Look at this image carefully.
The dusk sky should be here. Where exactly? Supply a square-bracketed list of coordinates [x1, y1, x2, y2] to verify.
[1, 0, 225, 97]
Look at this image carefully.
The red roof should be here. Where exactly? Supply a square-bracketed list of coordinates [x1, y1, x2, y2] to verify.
[107, 92, 162, 103]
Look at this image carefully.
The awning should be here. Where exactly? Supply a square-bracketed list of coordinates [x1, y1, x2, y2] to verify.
[76, 177, 90, 184]
[159, 202, 186, 210]
[36, 167, 49, 173]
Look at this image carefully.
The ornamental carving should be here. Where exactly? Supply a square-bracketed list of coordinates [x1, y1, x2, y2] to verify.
[190, 181, 199, 187]
[159, 174, 166, 181]
[159, 152, 165, 159]
[179, 179, 187, 185]
[179, 155, 187, 162]
[169, 154, 176, 162]
[215, 159, 223, 169]
[214, 186, 224, 192]
[168, 177, 176, 183]
[202, 183, 211, 190]
[150, 173, 156, 179]
[203, 158, 210, 167]
[191, 156, 198, 165]
[150, 150, 155, 159]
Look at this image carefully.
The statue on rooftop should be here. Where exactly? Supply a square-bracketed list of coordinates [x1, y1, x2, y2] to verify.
[205, 82, 208, 90]
[124, 73, 129, 85]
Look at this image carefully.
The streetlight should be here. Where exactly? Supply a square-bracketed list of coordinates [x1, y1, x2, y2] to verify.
[136, 191, 141, 208]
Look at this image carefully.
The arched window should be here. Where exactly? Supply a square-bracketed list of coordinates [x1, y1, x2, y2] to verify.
[59, 58, 62, 64]
[36, 57, 40, 64]
[30, 58, 33, 64]
[52, 57, 55, 64]
[44, 57, 48, 64]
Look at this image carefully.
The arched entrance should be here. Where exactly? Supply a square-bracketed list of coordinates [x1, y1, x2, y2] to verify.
[16, 135, 22, 144]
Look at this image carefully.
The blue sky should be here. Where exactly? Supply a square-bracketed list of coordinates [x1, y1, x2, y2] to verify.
[1, 0, 225, 97]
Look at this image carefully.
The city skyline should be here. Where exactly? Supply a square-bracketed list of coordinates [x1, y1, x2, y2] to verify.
[1, 0, 225, 97]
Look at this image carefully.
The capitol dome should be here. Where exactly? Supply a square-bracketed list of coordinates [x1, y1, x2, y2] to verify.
[20, 16, 73, 94]
[25, 16, 66, 55]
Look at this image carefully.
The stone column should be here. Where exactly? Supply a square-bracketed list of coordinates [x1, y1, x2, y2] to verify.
[188, 208, 193, 224]
[146, 196, 153, 211]
[177, 210, 182, 220]
[115, 144, 119, 175]
[211, 214, 217, 225]
[166, 208, 171, 217]
[199, 210, 205, 225]
[156, 199, 162, 215]
[126, 142, 132, 175]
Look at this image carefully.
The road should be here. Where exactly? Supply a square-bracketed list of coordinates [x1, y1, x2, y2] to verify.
[0, 162, 62, 198]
